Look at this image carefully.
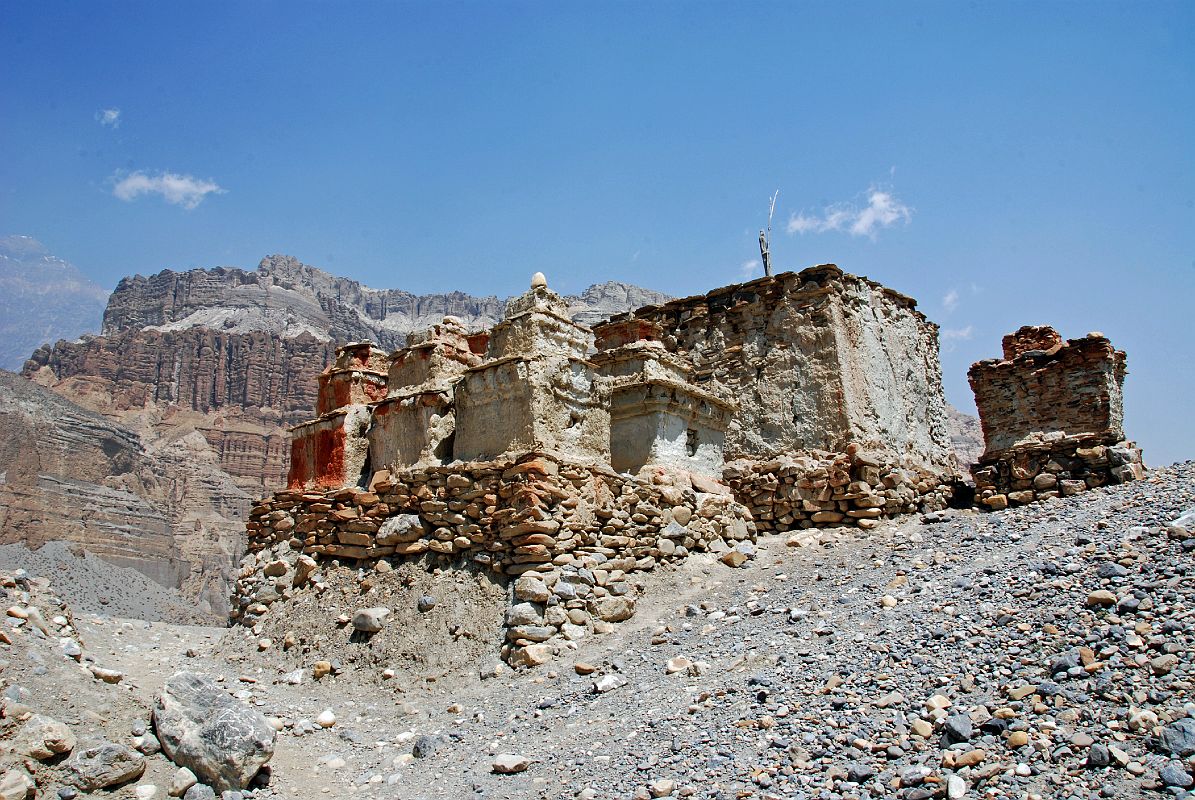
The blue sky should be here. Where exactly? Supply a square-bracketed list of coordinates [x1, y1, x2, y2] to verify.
[2, 2, 1193, 464]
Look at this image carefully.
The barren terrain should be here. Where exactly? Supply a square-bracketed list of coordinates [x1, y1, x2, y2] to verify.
[1, 462, 1191, 799]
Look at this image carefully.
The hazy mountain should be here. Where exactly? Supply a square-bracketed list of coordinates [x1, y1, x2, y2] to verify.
[0, 236, 109, 371]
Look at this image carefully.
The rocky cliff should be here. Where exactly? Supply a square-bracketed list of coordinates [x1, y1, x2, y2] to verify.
[101, 254, 670, 349]
[0, 236, 108, 371]
[0, 370, 246, 618]
[946, 403, 984, 470]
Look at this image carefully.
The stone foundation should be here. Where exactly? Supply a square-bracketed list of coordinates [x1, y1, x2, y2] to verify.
[971, 435, 1145, 510]
[235, 453, 755, 666]
[724, 449, 955, 533]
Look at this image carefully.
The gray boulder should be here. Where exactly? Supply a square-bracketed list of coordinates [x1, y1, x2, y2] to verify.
[1160, 718, 1195, 757]
[64, 742, 146, 790]
[153, 672, 276, 792]
[376, 514, 425, 545]
[183, 785, 217, 800]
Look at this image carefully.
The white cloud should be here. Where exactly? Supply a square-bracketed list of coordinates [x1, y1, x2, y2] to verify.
[786, 185, 912, 239]
[111, 170, 226, 210]
[738, 258, 760, 280]
[96, 108, 121, 128]
[940, 325, 974, 352]
[943, 289, 960, 313]
[942, 325, 973, 340]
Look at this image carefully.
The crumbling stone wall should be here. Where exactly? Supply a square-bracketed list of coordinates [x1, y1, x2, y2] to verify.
[236, 454, 755, 666]
[969, 326, 1143, 509]
[971, 326, 1127, 457]
[620, 265, 954, 473]
[245, 269, 1015, 666]
[726, 448, 954, 533]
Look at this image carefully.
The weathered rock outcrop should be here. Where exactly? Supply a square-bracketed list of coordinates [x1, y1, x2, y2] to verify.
[0, 370, 247, 617]
[0, 235, 107, 371]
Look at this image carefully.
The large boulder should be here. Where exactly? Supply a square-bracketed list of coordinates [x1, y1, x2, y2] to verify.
[13, 714, 75, 759]
[1160, 718, 1195, 757]
[153, 672, 276, 792]
[64, 742, 146, 790]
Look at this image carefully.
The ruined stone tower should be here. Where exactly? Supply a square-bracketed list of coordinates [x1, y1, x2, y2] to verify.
[969, 325, 1144, 508]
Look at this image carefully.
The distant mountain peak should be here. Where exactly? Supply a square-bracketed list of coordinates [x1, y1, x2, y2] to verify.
[0, 236, 108, 371]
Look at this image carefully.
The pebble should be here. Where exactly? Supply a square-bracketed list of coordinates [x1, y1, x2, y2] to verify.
[492, 754, 530, 774]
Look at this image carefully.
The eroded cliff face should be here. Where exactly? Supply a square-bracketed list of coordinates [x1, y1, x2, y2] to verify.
[24, 328, 335, 491]
[0, 371, 246, 618]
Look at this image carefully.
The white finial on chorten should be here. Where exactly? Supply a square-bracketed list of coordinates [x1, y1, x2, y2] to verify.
[530, 272, 547, 289]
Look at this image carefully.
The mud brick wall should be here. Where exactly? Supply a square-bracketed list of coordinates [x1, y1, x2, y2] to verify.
[623, 265, 955, 474]
[969, 328, 1127, 460]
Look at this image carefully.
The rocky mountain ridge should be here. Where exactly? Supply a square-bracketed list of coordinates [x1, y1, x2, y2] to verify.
[101, 254, 673, 349]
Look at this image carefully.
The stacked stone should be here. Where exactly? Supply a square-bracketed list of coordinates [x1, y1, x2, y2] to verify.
[971, 434, 1144, 509]
[724, 450, 953, 533]
[236, 453, 755, 664]
[969, 326, 1144, 510]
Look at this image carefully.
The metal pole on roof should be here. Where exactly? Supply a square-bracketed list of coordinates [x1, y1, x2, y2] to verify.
[760, 189, 778, 277]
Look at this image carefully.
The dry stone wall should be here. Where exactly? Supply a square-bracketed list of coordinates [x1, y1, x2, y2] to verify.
[236, 454, 755, 666]
[725, 448, 954, 533]
[971, 435, 1144, 509]
[969, 326, 1143, 509]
